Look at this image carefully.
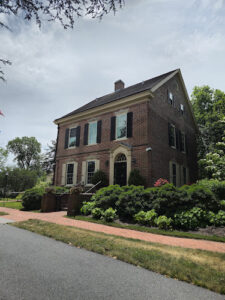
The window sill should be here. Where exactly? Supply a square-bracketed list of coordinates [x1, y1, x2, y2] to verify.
[86, 143, 97, 146]
[114, 137, 127, 142]
[170, 146, 176, 150]
[67, 146, 76, 150]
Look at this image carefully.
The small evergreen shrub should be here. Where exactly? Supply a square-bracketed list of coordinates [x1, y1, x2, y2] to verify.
[103, 208, 117, 222]
[155, 216, 172, 230]
[92, 185, 123, 210]
[128, 169, 146, 186]
[197, 179, 225, 202]
[91, 207, 104, 219]
[80, 201, 96, 215]
[22, 187, 45, 210]
[174, 207, 208, 230]
[91, 170, 109, 189]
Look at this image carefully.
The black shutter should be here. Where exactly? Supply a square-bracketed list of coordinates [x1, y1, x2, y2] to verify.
[64, 128, 69, 149]
[97, 120, 102, 143]
[110, 116, 116, 140]
[84, 123, 89, 145]
[185, 134, 188, 155]
[168, 123, 172, 146]
[127, 112, 133, 138]
[76, 126, 80, 147]
[175, 128, 179, 150]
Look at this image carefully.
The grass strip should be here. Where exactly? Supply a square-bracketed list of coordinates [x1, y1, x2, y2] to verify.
[0, 212, 8, 216]
[12, 219, 225, 295]
[68, 215, 225, 243]
[0, 201, 23, 210]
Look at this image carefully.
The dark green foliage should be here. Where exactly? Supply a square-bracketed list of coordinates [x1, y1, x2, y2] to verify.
[92, 185, 123, 210]
[174, 208, 208, 230]
[91, 170, 109, 189]
[198, 180, 225, 202]
[128, 169, 146, 186]
[116, 185, 150, 219]
[22, 187, 45, 210]
[103, 208, 117, 222]
[208, 210, 225, 227]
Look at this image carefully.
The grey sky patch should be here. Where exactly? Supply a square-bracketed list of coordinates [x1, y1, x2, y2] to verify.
[0, 0, 225, 165]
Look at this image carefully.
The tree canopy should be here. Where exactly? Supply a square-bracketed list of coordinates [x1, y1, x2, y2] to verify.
[7, 136, 41, 170]
[0, 147, 8, 170]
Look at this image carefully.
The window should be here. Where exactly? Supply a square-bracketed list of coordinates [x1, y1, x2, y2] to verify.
[68, 128, 77, 148]
[66, 163, 74, 185]
[180, 104, 184, 115]
[181, 132, 186, 152]
[169, 124, 176, 148]
[87, 161, 95, 184]
[172, 163, 177, 186]
[168, 91, 174, 106]
[116, 114, 127, 139]
[88, 122, 97, 145]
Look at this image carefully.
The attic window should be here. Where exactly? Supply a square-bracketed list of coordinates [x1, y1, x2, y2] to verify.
[180, 104, 185, 115]
[168, 91, 174, 106]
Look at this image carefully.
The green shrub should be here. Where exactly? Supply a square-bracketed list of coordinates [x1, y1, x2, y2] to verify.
[145, 209, 158, 226]
[91, 207, 104, 219]
[22, 187, 45, 210]
[80, 201, 96, 215]
[116, 185, 150, 219]
[174, 207, 208, 230]
[186, 184, 219, 211]
[155, 216, 172, 230]
[92, 185, 123, 210]
[91, 170, 109, 189]
[128, 169, 146, 186]
[220, 200, 225, 210]
[198, 179, 225, 202]
[207, 210, 225, 227]
[103, 208, 117, 222]
[134, 211, 146, 225]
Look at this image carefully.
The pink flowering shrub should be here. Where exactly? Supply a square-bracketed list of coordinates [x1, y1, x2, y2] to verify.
[154, 178, 169, 187]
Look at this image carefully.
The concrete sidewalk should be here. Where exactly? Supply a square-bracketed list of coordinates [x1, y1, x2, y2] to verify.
[1, 207, 225, 253]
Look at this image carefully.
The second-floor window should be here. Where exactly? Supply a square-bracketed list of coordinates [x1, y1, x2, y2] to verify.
[88, 121, 97, 145]
[168, 123, 176, 148]
[116, 114, 127, 139]
[168, 91, 174, 106]
[68, 128, 77, 148]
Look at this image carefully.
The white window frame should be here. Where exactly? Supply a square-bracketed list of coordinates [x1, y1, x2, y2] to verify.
[115, 113, 127, 140]
[68, 127, 77, 149]
[86, 160, 96, 185]
[81, 159, 100, 186]
[61, 162, 77, 186]
[169, 161, 180, 187]
[88, 121, 97, 145]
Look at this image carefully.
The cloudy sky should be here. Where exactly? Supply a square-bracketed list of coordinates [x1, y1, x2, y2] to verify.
[0, 0, 225, 162]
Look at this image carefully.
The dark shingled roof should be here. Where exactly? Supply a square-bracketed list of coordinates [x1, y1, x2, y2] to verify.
[56, 69, 177, 121]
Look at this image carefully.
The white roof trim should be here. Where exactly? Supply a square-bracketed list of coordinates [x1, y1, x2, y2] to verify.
[151, 70, 179, 92]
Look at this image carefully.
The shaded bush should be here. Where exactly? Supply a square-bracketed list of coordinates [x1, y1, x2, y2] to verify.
[92, 185, 123, 210]
[80, 201, 96, 215]
[208, 210, 225, 227]
[91, 207, 104, 219]
[103, 208, 117, 222]
[174, 207, 208, 230]
[91, 170, 109, 189]
[22, 187, 45, 210]
[128, 169, 146, 186]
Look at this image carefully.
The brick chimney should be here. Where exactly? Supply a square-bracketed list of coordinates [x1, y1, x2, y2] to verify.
[114, 80, 125, 91]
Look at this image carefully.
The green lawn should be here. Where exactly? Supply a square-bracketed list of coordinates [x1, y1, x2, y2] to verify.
[0, 201, 23, 210]
[12, 219, 225, 295]
[0, 211, 9, 216]
[68, 215, 225, 243]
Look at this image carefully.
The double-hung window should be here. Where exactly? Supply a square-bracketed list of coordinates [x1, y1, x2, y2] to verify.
[87, 161, 95, 184]
[181, 132, 186, 152]
[172, 163, 177, 186]
[116, 114, 127, 139]
[88, 121, 97, 145]
[66, 163, 74, 185]
[168, 91, 174, 106]
[68, 128, 77, 148]
[169, 124, 176, 148]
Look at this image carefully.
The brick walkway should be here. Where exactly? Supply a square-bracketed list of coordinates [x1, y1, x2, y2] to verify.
[1, 207, 225, 253]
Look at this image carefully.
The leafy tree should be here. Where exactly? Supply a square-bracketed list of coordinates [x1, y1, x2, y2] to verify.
[199, 134, 225, 181]
[0, 0, 124, 80]
[0, 147, 8, 170]
[0, 167, 38, 194]
[42, 140, 56, 174]
[7, 136, 41, 170]
[191, 86, 225, 159]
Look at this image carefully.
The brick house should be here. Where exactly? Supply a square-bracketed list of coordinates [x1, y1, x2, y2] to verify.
[53, 69, 198, 188]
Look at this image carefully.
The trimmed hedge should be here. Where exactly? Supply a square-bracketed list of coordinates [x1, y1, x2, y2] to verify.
[22, 187, 45, 210]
